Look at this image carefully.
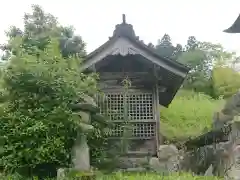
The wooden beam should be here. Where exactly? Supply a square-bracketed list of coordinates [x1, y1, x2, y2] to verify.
[153, 65, 161, 152]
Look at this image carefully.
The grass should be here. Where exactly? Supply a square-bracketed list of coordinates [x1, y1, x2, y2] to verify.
[0, 172, 223, 180]
[160, 90, 225, 141]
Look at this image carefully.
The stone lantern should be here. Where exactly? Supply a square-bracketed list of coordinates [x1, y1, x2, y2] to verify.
[57, 95, 106, 180]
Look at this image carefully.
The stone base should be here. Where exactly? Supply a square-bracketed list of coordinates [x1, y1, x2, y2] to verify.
[57, 168, 96, 180]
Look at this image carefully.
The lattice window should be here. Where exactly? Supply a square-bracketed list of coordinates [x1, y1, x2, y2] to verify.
[97, 93, 124, 121]
[111, 123, 124, 137]
[132, 123, 155, 137]
[128, 93, 153, 121]
[97, 93, 153, 121]
[97, 92, 155, 138]
[111, 123, 156, 138]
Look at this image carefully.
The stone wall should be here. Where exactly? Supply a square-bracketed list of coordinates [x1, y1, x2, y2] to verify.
[224, 121, 240, 179]
[148, 121, 240, 179]
[180, 121, 240, 178]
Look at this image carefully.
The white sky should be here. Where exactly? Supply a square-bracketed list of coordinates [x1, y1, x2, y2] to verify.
[0, 0, 240, 54]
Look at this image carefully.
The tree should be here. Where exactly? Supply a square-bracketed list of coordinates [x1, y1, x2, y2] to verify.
[177, 48, 211, 94]
[0, 39, 98, 176]
[186, 36, 198, 51]
[177, 38, 236, 97]
[0, 5, 86, 60]
[172, 43, 183, 61]
[155, 34, 176, 59]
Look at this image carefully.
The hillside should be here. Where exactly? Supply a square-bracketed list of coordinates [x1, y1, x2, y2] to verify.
[160, 90, 225, 141]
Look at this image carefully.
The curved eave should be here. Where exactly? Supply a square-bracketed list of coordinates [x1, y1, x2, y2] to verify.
[129, 37, 190, 73]
[84, 36, 190, 76]
[161, 76, 186, 108]
[86, 37, 115, 60]
[224, 28, 240, 33]
[224, 14, 240, 33]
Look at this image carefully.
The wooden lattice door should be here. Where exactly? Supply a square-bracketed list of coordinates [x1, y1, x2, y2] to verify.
[97, 91, 157, 154]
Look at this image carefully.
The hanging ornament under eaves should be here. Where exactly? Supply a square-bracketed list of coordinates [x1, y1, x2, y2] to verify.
[224, 14, 240, 33]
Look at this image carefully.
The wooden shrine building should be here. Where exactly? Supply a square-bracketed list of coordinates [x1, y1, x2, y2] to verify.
[82, 15, 190, 162]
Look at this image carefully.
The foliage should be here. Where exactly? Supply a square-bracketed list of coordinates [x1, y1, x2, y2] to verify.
[0, 4, 86, 60]
[185, 36, 198, 51]
[88, 120, 116, 171]
[155, 34, 183, 60]
[176, 37, 237, 97]
[177, 49, 213, 95]
[0, 39, 99, 175]
[0, 5, 114, 176]
[154, 34, 239, 98]
[160, 90, 224, 141]
[212, 65, 240, 98]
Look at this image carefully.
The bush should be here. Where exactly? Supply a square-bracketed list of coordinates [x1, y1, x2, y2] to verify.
[0, 38, 102, 176]
[212, 65, 240, 98]
[160, 90, 224, 141]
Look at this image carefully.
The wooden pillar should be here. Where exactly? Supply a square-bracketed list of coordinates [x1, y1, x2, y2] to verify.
[153, 65, 161, 154]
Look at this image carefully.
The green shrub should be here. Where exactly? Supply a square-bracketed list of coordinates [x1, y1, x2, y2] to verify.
[0, 38, 106, 176]
[160, 90, 224, 141]
[212, 65, 240, 98]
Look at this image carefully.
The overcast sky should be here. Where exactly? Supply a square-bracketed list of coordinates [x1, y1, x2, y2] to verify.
[0, 0, 240, 54]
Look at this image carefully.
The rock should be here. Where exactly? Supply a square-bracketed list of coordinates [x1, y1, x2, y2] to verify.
[57, 168, 65, 180]
[179, 151, 193, 172]
[149, 157, 167, 174]
[216, 141, 232, 155]
[212, 112, 233, 130]
[154, 145, 180, 173]
[180, 145, 215, 174]
[230, 121, 240, 142]
[167, 155, 180, 172]
[204, 164, 214, 176]
[70, 103, 100, 113]
[223, 91, 240, 116]
[149, 155, 180, 174]
[227, 145, 240, 180]
[158, 144, 178, 160]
